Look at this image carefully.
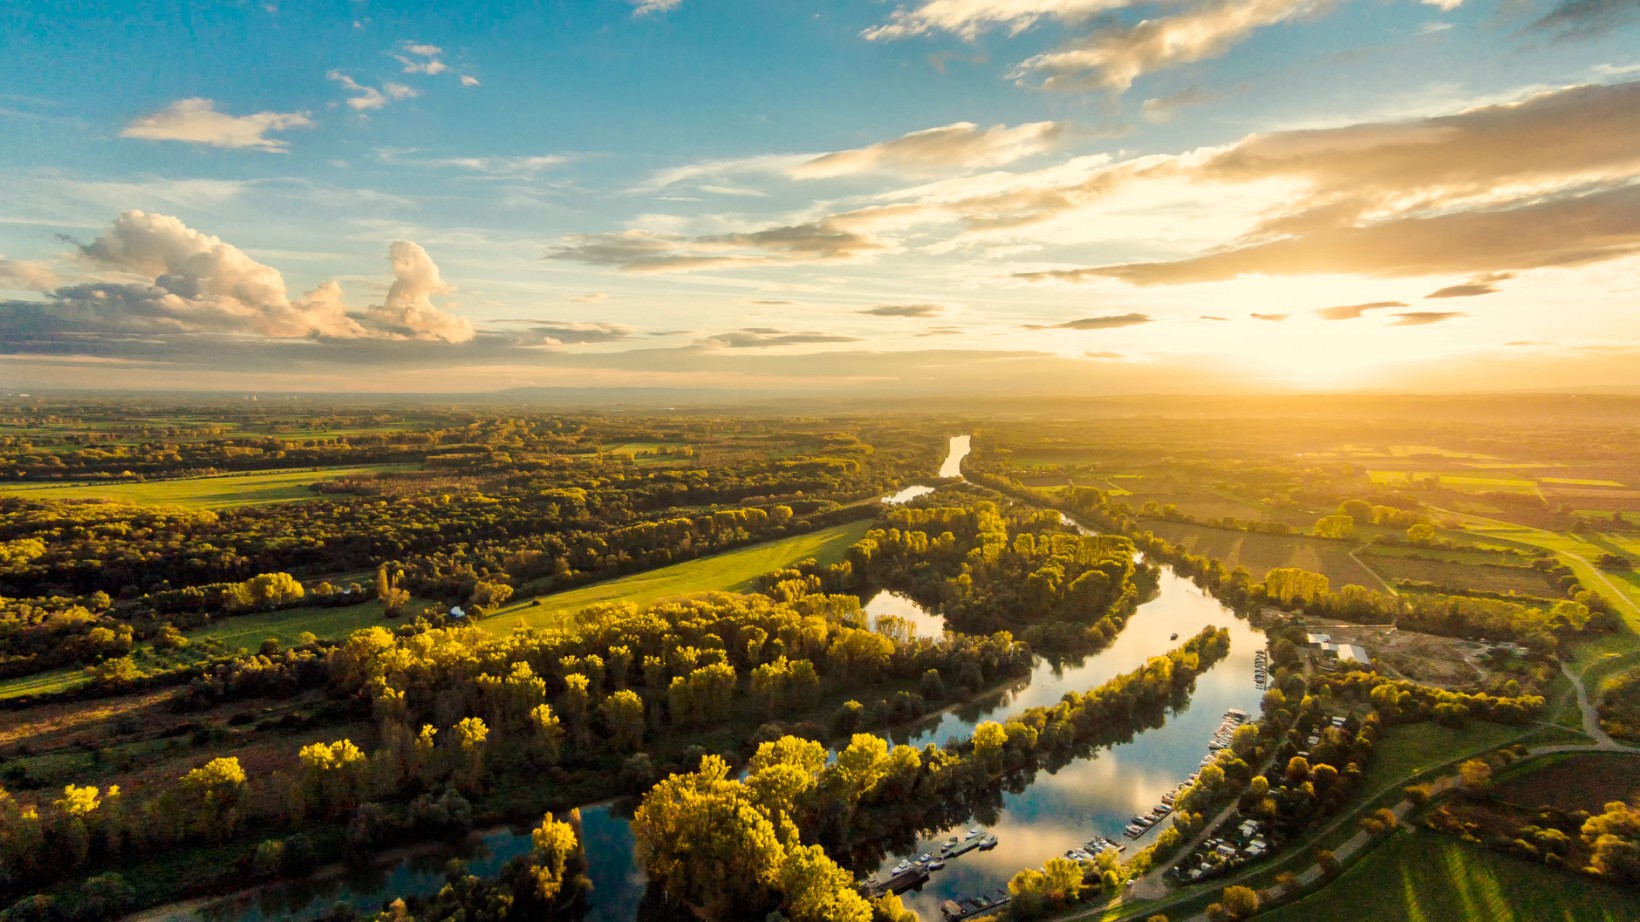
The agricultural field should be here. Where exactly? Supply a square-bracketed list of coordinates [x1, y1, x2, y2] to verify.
[479, 518, 875, 634]
[1368, 471, 1542, 494]
[1141, 519, 1385, 588]
[1489, 752, 1640, 814]
[1259, 830, 1640, 922]
[0, 463, 414, 508]
[1355, 551, 1560, 596]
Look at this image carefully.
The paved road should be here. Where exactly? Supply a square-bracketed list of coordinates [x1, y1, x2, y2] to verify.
[1562, 659, 1624, 749]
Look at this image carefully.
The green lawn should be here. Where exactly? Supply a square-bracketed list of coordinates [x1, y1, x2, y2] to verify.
[184, 598, 432, 649]
[1363, 722, 1533, 793]
[1449, 516, 1640, 628]
[0, 464, 414, 509]
[1259, 830, 1640, 922]
[479, 519, 874, 635]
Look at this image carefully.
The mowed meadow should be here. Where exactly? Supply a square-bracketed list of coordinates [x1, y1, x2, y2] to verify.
[479, 518, 874, 634]
[0, 464, 416, 509]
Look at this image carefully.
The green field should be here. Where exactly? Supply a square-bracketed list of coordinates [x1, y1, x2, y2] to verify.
[0, 464, 414, 508]
[1543, 477, 1627, 487]
[1451, 516, 1640, 628]
[1141, 520, 1383, 588]
[480, 519, 874, 635]
[1355, 552, 1558, 596]
[1369, 471, 1541, 494]
[1259, 830, 1640, 922]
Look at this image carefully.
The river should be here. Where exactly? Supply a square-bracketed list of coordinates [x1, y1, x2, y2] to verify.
[186, 434, 1265, 922]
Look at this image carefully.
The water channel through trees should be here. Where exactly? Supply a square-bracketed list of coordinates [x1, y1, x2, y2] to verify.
[195, 435, 1266, 922]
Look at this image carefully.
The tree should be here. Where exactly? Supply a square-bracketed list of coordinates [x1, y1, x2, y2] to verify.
[600, 689, 646, 753]
[777, 843, 872, 922]
[524, 811, 581, 904]
[1314, 515, 1357, 540]
[1221, 885, 1259, 919]
[1406, 523, 1437, 545]
[529, 704, 564, 763]
[1458, 758, 1492, 793]
[453, 717, 490, 792]
[178, 756, 247, 839]
[632, 755, 787, 917]
[1317, 849, 1341, 878]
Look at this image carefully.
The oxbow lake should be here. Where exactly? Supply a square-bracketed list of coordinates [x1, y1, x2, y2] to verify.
[183, 435, 1266, 922]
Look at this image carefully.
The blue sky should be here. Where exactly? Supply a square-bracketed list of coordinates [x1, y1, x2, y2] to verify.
[2, 0, 1639, 394]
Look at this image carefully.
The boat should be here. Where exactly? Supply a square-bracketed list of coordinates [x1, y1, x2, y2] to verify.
[927, 858, 946, 870]
[978, 833, 999, 850]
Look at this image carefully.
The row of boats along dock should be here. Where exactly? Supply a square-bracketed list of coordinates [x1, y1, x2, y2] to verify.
[863, 827, 998, 899]
[1122, 709, 1250, 840]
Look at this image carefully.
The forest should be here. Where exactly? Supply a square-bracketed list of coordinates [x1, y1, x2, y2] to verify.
[1, 399, 1638, 922]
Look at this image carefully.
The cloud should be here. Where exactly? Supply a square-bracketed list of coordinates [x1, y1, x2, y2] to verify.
[524, 321, 637, 345]
[460, 75, 481, 87]
[631, 0, 683, 15]
[1315, 301, 1405, 320]
[385, 151, 568, 177]
[1013, 81, 1640, 283]
[861, 303, 947, 317]
[547, 213, 892, 273]
[1200, 315, 1230, 321]
[1024, 312, 1151, 330]
[328, 71, 418, 111]
[568, 292, 610, 303]
[699, 328, 862, 348]
[1531, 0, 1640, 39]
[393, 40, 449, 75]
[121, 98, 313, 151]
[864, 0, 1138, 41]
[1084, 350, 1127, 359]
[747, 298, 796, 305]
[1080, 184, 1640, 283]
[366, 241, 475, 342]
[1391, 311, 1466, 325]
[0, 211, 481, 348]
[1141, 87, 1221, 124]
[0, 258, 57, 291]
[794, 121, 1067, 179]
[1250, 312, 1289, 321]
[1012, 0, 1319, 94]
[1427, 273, 1513, 298]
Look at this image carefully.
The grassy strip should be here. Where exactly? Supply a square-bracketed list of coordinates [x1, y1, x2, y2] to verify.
[479, 519, 874, 635]
[0, 464, 415, 509]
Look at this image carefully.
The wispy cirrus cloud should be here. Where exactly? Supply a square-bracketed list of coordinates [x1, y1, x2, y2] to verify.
[328, 71, 418, 111]
[631, 0, 684, 16]
[861, 303, 948, 317]
[699, 328, 861, 348]
[794, 121, 1067, 179]
[121, 98, 313, 151]
[864, 0, 1136, 41]
[1426, 273, 1512, 298]
[1315, 301, 1405, 320]
[546, 210, 896, 273]
[1023, 312, 1151, 330]
[392, 40, 448, 75]
[1012, 0, 1322, 93]
[1391, 311, 1466, 325]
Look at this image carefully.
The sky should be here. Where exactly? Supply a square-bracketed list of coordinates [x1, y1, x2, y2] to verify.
[1, 0, 1638, 398]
